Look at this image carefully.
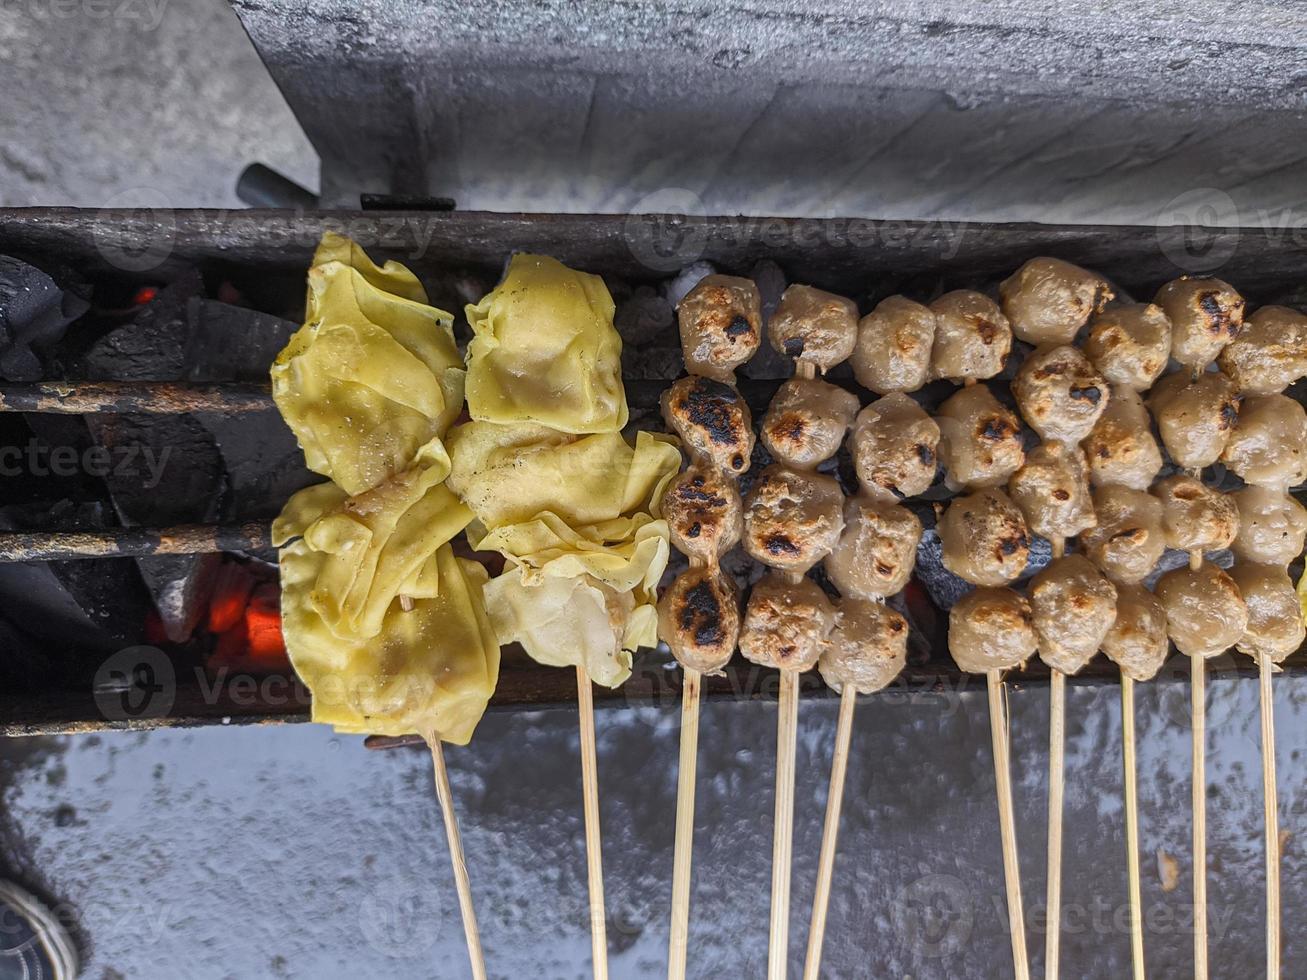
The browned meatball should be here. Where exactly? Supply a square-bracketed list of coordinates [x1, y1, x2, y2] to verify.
[767, 284, 858, 372]
[1008, 441, 1096, 541]
[999, 256, 1114, 346]
[825, 497, 923, 600]
[938, 487, 1030, 587]
[1154, 276, 1245, 371]
[661, 375, 755, 477]
[1012, 345, 1111, 445]
[929, 290, 1012, 382]
[1080, 485, 1165, 585]
[759, 376, 859, 469]
[739, 573, 835, 672]
[1231, 486, 1307, 565]
[850, 295, 936, 394]
[742, 464, 845, 573]
[1217, 305, 1307, 396]
[677, 274, 762, 382]
[817, 598, 909, 694]
[1102, 584, 1169, 682]
[1155, 563, 1249, 659]
[1083, 386, 1163, 490]
[1030, 555, 1118, 675]
[1147, 370, 1239, 471]
[1084, 303, 1172, 391]
[851, 393, 941, 499]
[657, 567, 740, 674]
[1220, 393, 1307, 489]
[1152, 475, 1239, 555]
[661, 465, 743, 566]
[949, 587, 1038, 674]
[936, 384, 1025, 490]
[1229, 563, 1305, 662]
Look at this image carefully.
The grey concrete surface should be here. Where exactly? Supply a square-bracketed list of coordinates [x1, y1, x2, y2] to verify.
[4, 1, 1307, 978]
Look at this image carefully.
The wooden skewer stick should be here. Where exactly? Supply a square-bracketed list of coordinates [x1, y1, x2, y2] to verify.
[801, 684, 857, 980]
[1259, 653, 1281, 979]
[668, 667, 702, 980]
[1046, 535, 1066, 980]
[770, 668, 801, 980]
[1192, 653, 1207, 980]
[988, 668, 1031, 980]
[420, 730, 488, 980]
[576, 665, 609, 980]
[1120, 673, 1146, 980]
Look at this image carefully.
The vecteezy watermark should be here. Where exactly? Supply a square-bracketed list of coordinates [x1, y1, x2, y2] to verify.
[892, 873, 975, 957]
[1155, 188, 1241, 275]
[358, 881, 441, 958]
[622, 187, 970, 273]
[2, 0, 170, 30]
[93, 646, 176, 722]
[0, 440, 171, 487]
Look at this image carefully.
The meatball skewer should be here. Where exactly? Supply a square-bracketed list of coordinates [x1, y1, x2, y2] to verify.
[745, 285, 857, 980]
[660, 274, 761, 980]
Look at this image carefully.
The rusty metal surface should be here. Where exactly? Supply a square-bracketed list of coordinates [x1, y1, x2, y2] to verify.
[0, 380, 274, 415]
[0, 523, 273, 562]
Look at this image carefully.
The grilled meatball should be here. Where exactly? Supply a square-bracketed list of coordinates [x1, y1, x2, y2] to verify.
[1155, 563, 1249, 659]
[661, 375, 755, 477]
[1080, 485, 1165, 585]
[1217, 305, 1307, 395]
[938, 487, 1030, 587]
[657, 567, 740, 674]
[1102, 584, 1169, 682]
[1030, 555, 1118, 676]
[1147, 370, 1239, 471]
[662, 465, 743, 566]
[1229, 563, 1305, 662]
[1084, 303, 1172, 391]
[948, 587, 1037, 674]
[929, 290, 1012, 382]
[825, 496, 923, 600]
[1083, 386, 1164, 491]
[767, 284, 858, 372]
[759, 376, 859, 469]
[1012, 345, 1111, 445]
[999, 256, 1113, 347]
[1230, 486, 1307, 565]
[851, 393, 941, 499]
[1153, 475, 1239, 555]
[1008, 441, 1096, 541]
[742, 464, 845, 573]
[936, 384, 1025, 490]
[676, 274, 762, 382]
[850, 295, 936, 394]
[1220, 393, 1307, 489]
[817, 598, 909, 695]
[1154, 277, 1245, 371]
[739, 572, 836, 672]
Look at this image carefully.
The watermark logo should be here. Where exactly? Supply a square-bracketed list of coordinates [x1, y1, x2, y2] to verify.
[892, 873, 974, 957]
[358, 882, 441, 958]
[624, 188, 710, 272]
[92, 645, 175, 721]
[6, 0, 170, 31]
[94, 187, 176, 273]
[1156, 187, 1240, 275]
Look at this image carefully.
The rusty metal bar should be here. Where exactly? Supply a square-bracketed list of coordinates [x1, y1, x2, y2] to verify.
[0, 381, 274, 414]
[0, 522, 273, 561]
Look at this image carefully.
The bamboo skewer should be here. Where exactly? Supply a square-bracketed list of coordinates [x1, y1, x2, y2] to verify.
[1120, 673, 1146, 980]
[576, 666, 609, 980]
[1187, 548, 1207, 980]
[1259, 654, 1281, 979]
[421, 731, 487, 980]
[1046, 535, 1066, 980]
[668, 667, 702, 980]
[770, 668, 801, 980]
[988, 668, 1031, 980]
[802, 684, 857, 980]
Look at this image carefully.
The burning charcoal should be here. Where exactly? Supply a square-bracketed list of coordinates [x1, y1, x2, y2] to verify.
[0, 255, 89, 381]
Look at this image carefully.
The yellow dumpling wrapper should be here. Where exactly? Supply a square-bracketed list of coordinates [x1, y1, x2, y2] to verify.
[272, 232, 465, 495]
[272, 446, 473, 640]
[464, 253, 628, 434]
[279, 541, 499, 744]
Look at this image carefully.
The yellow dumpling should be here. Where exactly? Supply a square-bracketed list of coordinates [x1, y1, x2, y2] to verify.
[465, 254, 627, 434]
[272, 233, 465, 495]
[278, 541, 499, 744]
